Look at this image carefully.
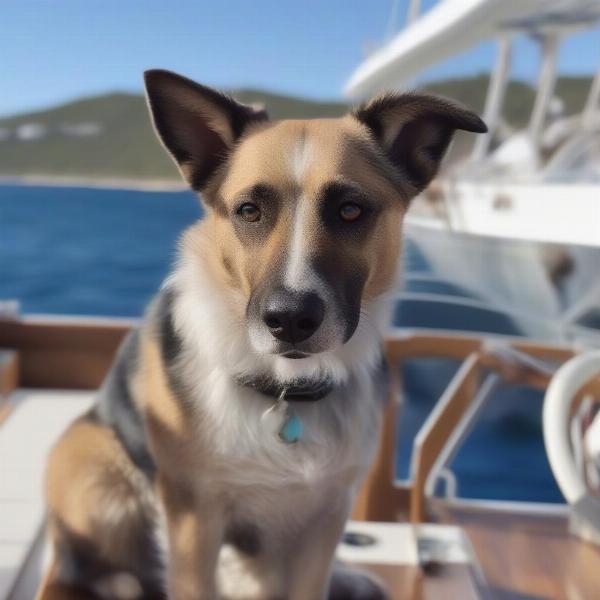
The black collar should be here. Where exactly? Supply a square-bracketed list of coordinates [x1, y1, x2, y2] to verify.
[235, 374, 334, 402]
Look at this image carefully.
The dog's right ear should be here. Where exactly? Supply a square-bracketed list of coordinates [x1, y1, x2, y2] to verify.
[144, 69, 268, 191]
[352, 92, 486, 195]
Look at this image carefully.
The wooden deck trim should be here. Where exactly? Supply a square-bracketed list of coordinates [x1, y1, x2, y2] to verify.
[352, 367, 410, 522]
[409, 353, 481, 523]
[0, 400, 15, 427]
[0, 317, 578, 390]
[377, 334, 598, 522]
[0, 349, 19, 398]
[3, 316, 599, 527]
[438, 507, 600, 600]
[0, 317, 133, 389]
[0, 349, 20, 425]
[385, 330, 575, 363]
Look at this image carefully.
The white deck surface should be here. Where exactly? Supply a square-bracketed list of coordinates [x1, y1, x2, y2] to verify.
[0, 389, 93, 599]
[338, 520, 472, 566]
[0, 389, 472, 597]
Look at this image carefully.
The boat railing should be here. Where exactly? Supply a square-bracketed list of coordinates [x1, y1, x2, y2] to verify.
[353, 327, 600, 524]
[394, 286, 600, 347]
[1, 310, 600, 526]
[544, 353, 599, 502]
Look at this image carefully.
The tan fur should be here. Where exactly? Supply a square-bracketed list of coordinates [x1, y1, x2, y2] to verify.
[45, 418, 155, 564]
[199, 117, 407, 314]
[39, 416, 158, 600]
[140, 324, 229, 600]
[40, 117, 407, 598]
[40, 74, 484, 599]
[138, 330, 192, 467]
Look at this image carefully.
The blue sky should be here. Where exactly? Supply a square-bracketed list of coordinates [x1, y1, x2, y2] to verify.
[1, 0, 599, 117]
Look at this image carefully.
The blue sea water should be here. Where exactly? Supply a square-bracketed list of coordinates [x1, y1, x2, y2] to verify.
[0, 184, 563, 504]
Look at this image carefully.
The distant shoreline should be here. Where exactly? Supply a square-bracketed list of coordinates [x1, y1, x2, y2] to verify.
[0, 175, 188, 192]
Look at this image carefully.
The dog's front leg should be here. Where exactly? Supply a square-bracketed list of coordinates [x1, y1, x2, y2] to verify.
[159, 478, 224, 600]
[286, 496, 350, 600]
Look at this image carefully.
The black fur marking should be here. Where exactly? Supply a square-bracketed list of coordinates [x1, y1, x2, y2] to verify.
[318, 181, 380, 240]
[353, 92, 486, 136]
[156, 288, 189, 402]
[52, 516, 165, 598]
[231, 182, 281, 245]
[374, 352, 390, 405]
[225, 522, 262, 556]
[235, 372, 334, 402]
[352, 92, 486, 193]
[157, 289, 183, 366]
[328, 563, 389, 600]
[92, 330, 156, 478]
[144, 69, 269, 193]
[311, 254, 367, 344]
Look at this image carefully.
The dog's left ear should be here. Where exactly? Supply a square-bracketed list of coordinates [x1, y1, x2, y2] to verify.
[353, 93, 487, 194]
[144, 69, 268, 191]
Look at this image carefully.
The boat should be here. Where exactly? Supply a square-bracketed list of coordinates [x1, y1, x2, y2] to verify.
[1, 306, 600, 598]
[2, 3, 600, 592]
[346, 0, 600, 340]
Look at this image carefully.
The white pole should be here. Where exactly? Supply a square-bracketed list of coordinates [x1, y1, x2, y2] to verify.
[583, 63, 600, 127]
[528, 34, 561, 151]
[407, 0, 422, 25]
[471, 36, 513, 162]
[385, 0, 401, 41]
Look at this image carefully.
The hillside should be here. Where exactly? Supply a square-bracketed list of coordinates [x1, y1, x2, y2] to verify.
[425, 74, 593, 128]
[0, 76, 592, 184]
[0, 91, 346, 184]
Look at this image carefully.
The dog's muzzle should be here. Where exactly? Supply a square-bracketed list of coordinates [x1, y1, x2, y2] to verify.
[261, 288, 325, 344]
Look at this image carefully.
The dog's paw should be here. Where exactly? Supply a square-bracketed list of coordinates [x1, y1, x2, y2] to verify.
[328, 563, 390, 600]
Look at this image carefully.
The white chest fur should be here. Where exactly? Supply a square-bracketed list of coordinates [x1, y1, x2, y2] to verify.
[193, 368, 381, 495]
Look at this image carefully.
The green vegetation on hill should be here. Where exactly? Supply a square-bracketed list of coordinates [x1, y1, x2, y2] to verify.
[0, 90, 346, 182]
[423, 74, 592, 128]
[0, 76, 592, 183]
[0, 93, 176, 181]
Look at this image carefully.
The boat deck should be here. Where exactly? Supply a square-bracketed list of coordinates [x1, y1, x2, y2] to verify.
[2, 318, 600, 599]
[0, 389, 94, 599]
[2, 395, 598, 599]
[0, 389, 484, 599]
[442, 507, 600, 599]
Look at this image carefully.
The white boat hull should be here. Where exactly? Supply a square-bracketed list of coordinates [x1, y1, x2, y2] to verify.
[442, 181, 600, 248]
[404, 215, 600, 341]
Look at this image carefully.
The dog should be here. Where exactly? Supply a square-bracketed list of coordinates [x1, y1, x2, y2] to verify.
[37, 70, 486, 600]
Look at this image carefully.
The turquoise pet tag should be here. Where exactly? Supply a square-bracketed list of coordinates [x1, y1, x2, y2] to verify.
[265, 387, 303, 444]
[278, 407, 304, 444]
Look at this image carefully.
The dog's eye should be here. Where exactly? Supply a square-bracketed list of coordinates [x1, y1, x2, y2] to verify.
[339, 202, 362, 222]
[238, 203, 261, 222]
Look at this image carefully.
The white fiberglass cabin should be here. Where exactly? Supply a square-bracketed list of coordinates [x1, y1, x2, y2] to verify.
[346, 0, 600, 342]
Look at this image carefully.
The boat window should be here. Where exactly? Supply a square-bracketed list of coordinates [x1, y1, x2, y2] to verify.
[441, 382, 563, 503]
[395, 357, 463, 481]
[543, 130, 600, 183]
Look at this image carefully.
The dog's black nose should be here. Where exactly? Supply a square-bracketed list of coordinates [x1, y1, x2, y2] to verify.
[263, 289, 325, 344]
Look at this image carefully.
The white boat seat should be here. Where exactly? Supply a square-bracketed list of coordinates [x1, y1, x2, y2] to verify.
[0, 389, 93, 599]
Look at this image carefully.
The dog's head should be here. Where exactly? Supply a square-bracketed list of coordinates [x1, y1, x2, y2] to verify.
[145, 70, 485, 365]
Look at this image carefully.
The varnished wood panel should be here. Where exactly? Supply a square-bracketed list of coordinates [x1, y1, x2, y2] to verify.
[0, 349, 19, 397]
[0, 317, 133, 389]
[385, 332, 574, 364]
[410, 354, 481, 522]
[444, 509, 600, 600]
[358, 563, 480, 600]
[352, 368, 411, 522]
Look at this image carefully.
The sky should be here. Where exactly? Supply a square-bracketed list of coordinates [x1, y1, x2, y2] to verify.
[1, 0, 599, 118]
